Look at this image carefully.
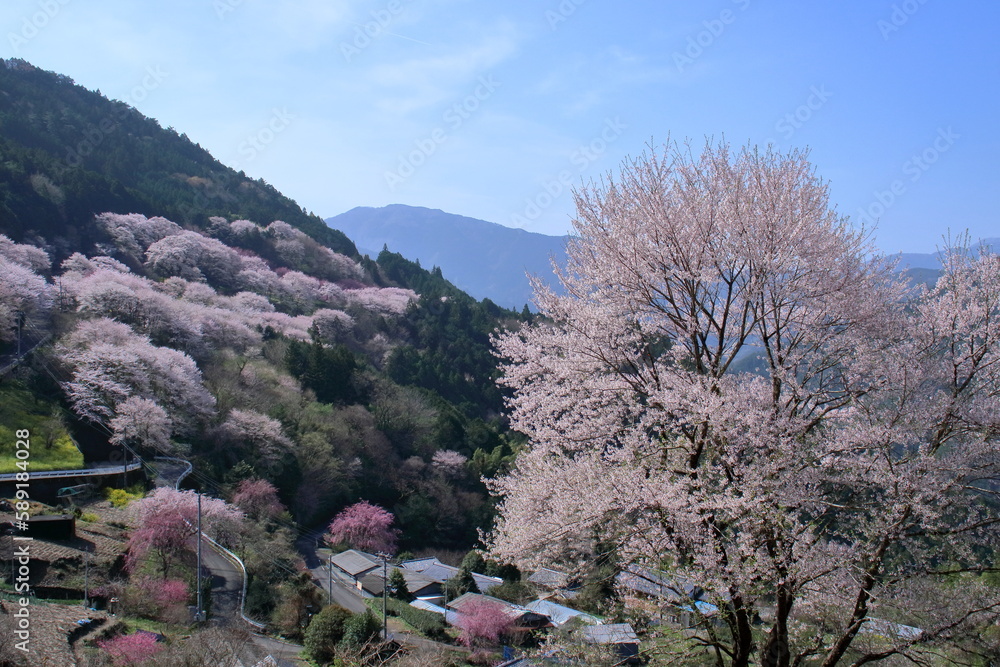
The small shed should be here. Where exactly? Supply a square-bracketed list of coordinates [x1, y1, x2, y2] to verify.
[25, 514, 76, 541]
[329, 550, 380, 586]
[582, 623, 639, 662]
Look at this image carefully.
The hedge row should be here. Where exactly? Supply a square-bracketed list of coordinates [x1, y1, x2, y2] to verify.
[367, 598, 447, 639]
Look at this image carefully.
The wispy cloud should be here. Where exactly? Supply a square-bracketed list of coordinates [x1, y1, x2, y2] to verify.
[532, 45, 679, 117]
[363, 21, 521, 117]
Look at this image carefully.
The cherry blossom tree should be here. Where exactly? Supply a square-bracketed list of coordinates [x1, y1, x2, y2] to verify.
[431, 449, 468, 478]
[322, 248, 365, 282]
[326, 501, 399, 554]
[60, 252, 97, 276]
[230, 291, 275, 315]
[235, 254, 282, 295]
[216, 409, 293, 467]
[278, 270, 324, 311]
[229, 219, 262, 237]
[0, 234, 50, 273]
[134, 227, 193, 272]
[109, 396, 173, 454]
[132, 577, 190, 623]
[145, 230, 242, 287]
[96, 212, 180, 261]
[61, 252, 131, 278]
[232, 478, 286, 521]
[345, 286, 417, 315]
[487, 140, 1000, 666]
[57, 317, 216, 432]
[0, 256, 51, 343]
[259, 311, 313, 341]
[146, 577, 189, 606]
[126, 505, 191, 579]
[128, 487, 245, 577]
[68, 266, 265, 356]
[311, 308, 354, 344]
[455, 598, 515, 648]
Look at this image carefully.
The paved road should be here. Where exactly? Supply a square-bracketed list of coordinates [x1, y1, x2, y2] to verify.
[148, 459, 191, 489]
[252, 634, 309, 666]
[196, 534, 242, 623]
[147, 458, 246, 626]
[296, 533, 368, 613]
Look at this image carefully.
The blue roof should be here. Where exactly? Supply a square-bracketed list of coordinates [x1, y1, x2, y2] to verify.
[678, 600, 719, 616]
[524, 599, 600, 627]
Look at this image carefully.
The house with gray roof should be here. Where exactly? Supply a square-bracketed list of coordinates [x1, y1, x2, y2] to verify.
[527, 567, 571, 590]
[359, 566, 442, 600]
[582, 623, 639, 662]
[401, 556, 503, 592]
[616, 565, 702, 602]
[329, 549, 381, 588]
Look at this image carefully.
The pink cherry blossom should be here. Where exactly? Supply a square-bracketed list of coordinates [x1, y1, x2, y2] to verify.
[487, 140, 1000, 666]
[326, 501, 399, 554]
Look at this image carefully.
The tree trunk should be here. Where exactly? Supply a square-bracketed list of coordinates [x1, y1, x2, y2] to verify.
[730, 600, 756, 667]
[761, 586, 792, 667]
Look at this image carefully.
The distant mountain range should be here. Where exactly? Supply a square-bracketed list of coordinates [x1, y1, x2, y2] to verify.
[327, 206, 997, 311]
[892, 238, 999, 270]
[327, 205, 569, 310]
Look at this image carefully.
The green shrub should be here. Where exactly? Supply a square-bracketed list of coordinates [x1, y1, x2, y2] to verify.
[340, 610, 381, 648]
[245, 577, 277, 619]
[304, 605, 352, 664]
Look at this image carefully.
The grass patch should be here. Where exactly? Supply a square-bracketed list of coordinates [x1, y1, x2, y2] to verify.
[120, 617, 178, 636]
[0, 385, 83, 473]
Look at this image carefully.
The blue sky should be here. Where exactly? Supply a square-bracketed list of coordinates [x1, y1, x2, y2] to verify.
[2, 0, 997, 253]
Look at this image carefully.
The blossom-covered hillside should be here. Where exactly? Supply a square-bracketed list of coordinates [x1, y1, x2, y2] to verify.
[1, 208, 519, 552]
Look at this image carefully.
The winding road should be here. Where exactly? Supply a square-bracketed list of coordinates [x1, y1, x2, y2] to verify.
[147, 458, 246, 626]
[148, 458, 308, 664]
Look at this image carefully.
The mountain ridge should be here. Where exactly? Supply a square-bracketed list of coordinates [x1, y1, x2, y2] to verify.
[327, 204, 568, 310]
[892, 238, 999, 270]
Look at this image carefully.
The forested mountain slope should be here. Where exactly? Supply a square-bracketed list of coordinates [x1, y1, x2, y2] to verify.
[0, 58, 354, 257]
[0, 58, 524, 553]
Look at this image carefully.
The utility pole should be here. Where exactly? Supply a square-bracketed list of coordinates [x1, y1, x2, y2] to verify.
[196, 492, 204, 622]
[328, 556, 333, 605]
[381, 554, 388, 640]
[83, 549, 90, 608]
